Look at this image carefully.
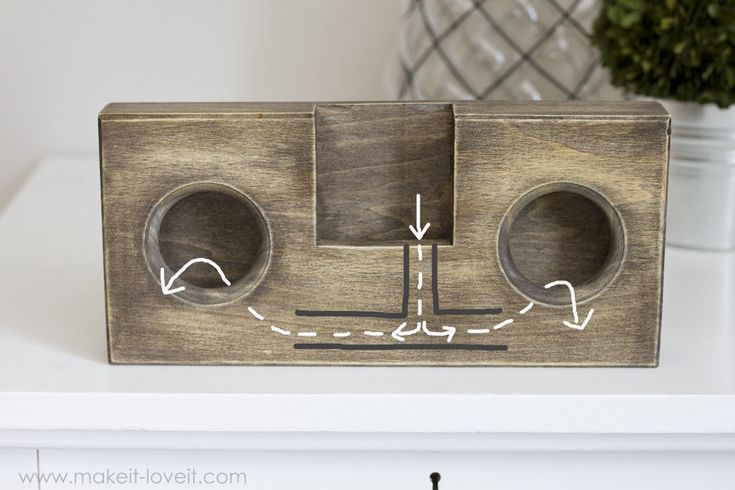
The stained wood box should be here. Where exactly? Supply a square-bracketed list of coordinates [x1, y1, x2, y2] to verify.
[99, 101, 670, 366]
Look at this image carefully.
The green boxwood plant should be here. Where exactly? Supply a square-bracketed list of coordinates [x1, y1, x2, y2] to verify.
[591, 0, 735, 108]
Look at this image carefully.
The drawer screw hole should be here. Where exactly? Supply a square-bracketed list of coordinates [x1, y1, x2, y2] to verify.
[430, 472, 441, 489]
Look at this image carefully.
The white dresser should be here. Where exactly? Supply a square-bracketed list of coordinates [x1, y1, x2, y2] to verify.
[0, 158, 733, 489]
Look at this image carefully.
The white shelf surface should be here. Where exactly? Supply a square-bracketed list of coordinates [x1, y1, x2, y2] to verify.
[0, 157, 734, 448]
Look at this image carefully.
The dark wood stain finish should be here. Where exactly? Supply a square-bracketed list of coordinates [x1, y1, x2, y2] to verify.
[316, 103, 454, 245]
[99, 101, 670, 366]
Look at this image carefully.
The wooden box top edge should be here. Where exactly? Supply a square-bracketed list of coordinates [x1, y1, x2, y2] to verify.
[99, 100, 670, 121]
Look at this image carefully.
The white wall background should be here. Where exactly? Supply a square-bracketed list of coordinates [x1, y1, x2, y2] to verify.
[0, 0, 404, 210]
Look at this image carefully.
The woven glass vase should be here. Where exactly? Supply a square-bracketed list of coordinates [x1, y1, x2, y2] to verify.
[396, 0, 620, 100]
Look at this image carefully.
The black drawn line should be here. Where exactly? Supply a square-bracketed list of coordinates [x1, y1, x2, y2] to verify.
[432, 243, 503, 316]
[293, 343, 509, 351]
[295, 244, 410, 319]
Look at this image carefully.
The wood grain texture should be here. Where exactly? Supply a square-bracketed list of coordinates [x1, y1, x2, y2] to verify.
[157, 191, 266, 288]
[316, 103, 453, 245]
[99, 101, 670, 366]
[508, 191, 612, 286]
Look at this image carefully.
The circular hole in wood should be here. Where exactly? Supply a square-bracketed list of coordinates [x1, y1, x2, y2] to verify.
[144, 183, 270, 305]
[497, 183, 624, 306]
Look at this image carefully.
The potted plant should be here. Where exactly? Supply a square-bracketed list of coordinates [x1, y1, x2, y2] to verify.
[592, 0, 735, 250]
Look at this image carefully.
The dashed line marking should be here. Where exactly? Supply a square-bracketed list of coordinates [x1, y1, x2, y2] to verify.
[247, 307, 264, 321]
[248, 255, 587, 343]
[493, 319, 514, 330]
[520, 302, 534, 314]
[417, 244, 423, 261]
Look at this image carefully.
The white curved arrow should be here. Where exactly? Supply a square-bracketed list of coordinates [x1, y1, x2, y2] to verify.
[421, 320, 456, 343]
[391, 321, 422, 342]
[544, 280, 594, 330]
[160, 258, 231, 295]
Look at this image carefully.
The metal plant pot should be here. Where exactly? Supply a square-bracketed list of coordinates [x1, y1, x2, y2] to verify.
[663, 99, 735, 251]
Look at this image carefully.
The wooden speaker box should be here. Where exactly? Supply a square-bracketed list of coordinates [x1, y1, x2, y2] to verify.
[99, 101, 670, 366]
